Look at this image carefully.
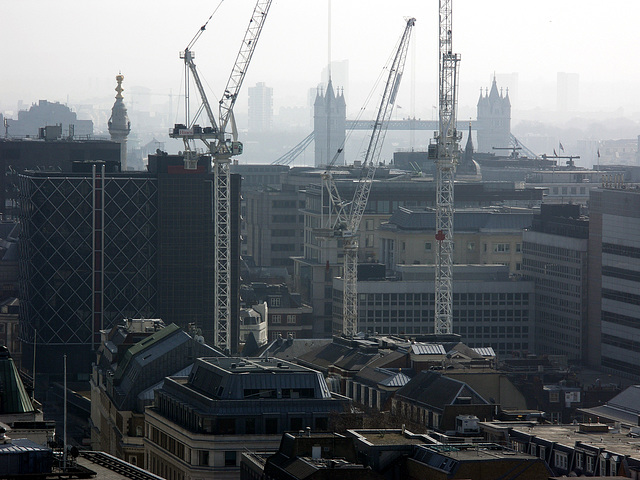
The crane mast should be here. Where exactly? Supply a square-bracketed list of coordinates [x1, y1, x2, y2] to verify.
[433, 0, 460, 335]
[340, 17, 415, 337]
[170, 0, 273, 351]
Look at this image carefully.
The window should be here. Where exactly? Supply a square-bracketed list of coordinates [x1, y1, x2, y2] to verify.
[549, 391, 559, 403]
[467, 242, 475, 251]
[198, 450, 209, 466]
[365, 234, 374, 248]
[265, 418, 278, 434]
[600, 456, 607, 476]
[575, 453, 583, 470]
[129, 456, 137, 466]
[225, 450, 237, 467]
[365, 219, 374, 231]
[425, 242, 432, 251]
[245, 418, 256, 434]
[290, 417, 304, 431]
[539, 446, 545, 460]
[272, 315, 282, 324]
[218, 418, 236, 434]
[554, 452, 568, 470]
[586, 455, 594, 472]
[315, 417, 328, 430]
[286, 315, 296, 324]
[270, 297, 281, 307]
[515, 243, 521, 253]
[493, 243, 510, 253]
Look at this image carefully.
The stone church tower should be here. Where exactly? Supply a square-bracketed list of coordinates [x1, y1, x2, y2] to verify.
[108, 73, 131, 170]
[476, 76, 511, 153]
[314, 79, 346, 167]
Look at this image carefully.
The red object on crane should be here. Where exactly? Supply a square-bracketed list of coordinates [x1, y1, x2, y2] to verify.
[435, 230, 445, 242]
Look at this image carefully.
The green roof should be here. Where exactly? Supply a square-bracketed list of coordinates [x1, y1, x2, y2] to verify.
[0, 347, 34, 414]
[113, 323, 182, 384]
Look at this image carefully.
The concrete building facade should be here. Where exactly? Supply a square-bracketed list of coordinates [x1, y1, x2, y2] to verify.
[144, 356, 351, 479]
[588, 186, 640, 380]
[522, 204, 589, 361]
[332, 265, 534, 355]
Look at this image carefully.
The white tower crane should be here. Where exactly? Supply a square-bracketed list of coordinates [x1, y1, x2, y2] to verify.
[320, 17, 415, 337]
[170, 0, 273, 351]
[430, 0, 461, 335]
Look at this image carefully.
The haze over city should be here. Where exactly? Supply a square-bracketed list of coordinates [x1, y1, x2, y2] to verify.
[3, 0, 640, 125]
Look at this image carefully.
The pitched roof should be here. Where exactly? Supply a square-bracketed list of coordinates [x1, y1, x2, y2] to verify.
[411, 344, 446, 356]
[0, 347, 34, 414]
[395, 371, 489, 412]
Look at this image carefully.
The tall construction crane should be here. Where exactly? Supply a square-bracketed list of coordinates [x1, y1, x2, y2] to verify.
[321, 17, 415, 337]
[170, 0, 273, 351]
[429, 0, 460, 335]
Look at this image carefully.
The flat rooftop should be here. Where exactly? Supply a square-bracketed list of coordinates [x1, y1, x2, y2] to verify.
[199, 356, 312, 374]
[350, 429, 437, 446]
[483, 422, 640, 459]
[419, 443, 536, 461]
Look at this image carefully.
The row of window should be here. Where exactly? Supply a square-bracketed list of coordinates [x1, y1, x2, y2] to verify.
[601, 310, 640, 329]
[602, 287, 640, 306]
[356, 292, 529, 307]
[603, 241, 640, 259]
[271, 314, 297, 324]
[518, 441, 618, 476]
[602, 265, 640, 283]
[522, 242, 584, 260]
[420, 242, 522, 253]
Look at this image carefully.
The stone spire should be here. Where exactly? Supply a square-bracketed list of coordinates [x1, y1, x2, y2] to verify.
[108, 73, 131, 171]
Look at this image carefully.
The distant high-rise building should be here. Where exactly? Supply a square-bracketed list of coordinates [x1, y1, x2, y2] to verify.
[588, 186, 640, 380]
[247, 82, 273, 134]
[557, 72, 579, 112]
[313, 80, 346, 166]
[108, 74, 131, 171]
[321, 60, 349, 101]
[476, 77, 511, 153]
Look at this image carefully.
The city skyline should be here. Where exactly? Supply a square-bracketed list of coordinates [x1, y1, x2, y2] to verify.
[3, 0, 640, 120]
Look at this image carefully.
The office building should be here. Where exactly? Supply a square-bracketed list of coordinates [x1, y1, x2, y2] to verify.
[588, 186, 640, 380]
[90, 319, 221, 465]
[144, 356, 351, 479]
[379, 207, 533, 275]
[522, 204, 589, 361]
[19, 154, 242, 381]
[0, 138, 120, 217]
[332, 264, 534, 354]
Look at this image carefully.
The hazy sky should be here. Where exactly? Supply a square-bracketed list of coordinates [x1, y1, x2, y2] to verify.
[2, 0, 640, 119]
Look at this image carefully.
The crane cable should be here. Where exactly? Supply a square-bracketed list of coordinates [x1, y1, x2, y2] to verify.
[186, 0, 225, 51]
